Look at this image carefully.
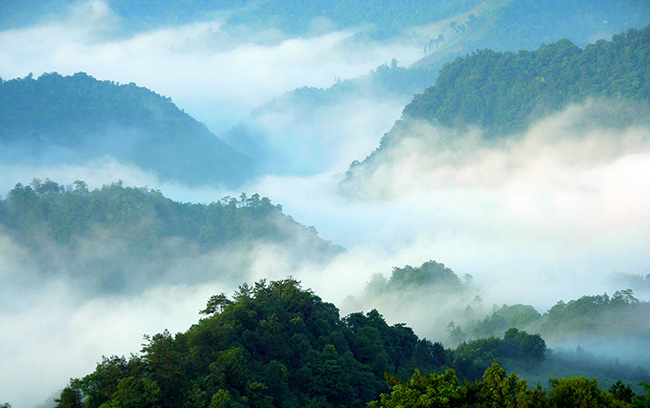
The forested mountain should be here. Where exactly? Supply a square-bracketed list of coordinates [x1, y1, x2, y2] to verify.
[51, 278, 649, 408]
[255, 61, 436, 118]
[0, 72, 254, 187]
[342, 25, 650, 187]
[472, 290, 650, 343]
[0, 179, 338, 293]
[403, 25, 650, 135]
[354, 260, 650, 347]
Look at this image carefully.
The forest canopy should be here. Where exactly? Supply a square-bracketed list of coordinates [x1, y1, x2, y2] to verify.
[402, 25, 650, 136]
[52, 278, 649, 408]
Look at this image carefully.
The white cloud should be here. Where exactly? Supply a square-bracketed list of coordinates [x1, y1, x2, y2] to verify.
[0, 0, 423, 134]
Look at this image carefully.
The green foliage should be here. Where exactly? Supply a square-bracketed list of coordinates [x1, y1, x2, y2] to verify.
[611, 380, 636, 404]
[62, 278, 454, 408]
[633, 382, 650, 407]
[542, 290, 650, 338]
[61, 280, 646, 408]
[452, 328, 546, 379]
[0, 179, 337, 292]
[54, 384, 82, 408]
[367, 369, 463, 408]
[98, 377, 162, 408]
[548, 376, 629, 408]
[475, 362, 530, 408]
[402, 26, 650, 136]
[369, 361, 637, 408]
[365, 260, 464, 296]
[201, 294, 233, 316]
[473, 304, 542, 338]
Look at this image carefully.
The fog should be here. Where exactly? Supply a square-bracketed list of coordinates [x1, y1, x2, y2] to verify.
[0, 0, 423, 136]
[1, 1, 650, 407]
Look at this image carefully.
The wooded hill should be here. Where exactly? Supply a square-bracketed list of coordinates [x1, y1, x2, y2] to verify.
[50, 278, 649, 408]
[403, 25, 650, 136]
[342, 25, 650, 183]
[0, 72, 254, 187]
[0, 179, 338, 292]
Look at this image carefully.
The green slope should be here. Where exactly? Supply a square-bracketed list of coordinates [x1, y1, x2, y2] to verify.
[0, 72, 255, 187]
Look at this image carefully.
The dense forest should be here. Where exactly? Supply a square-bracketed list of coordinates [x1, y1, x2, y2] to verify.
[403, 25, 650, 136]
[0, 179, 338, 292]
[474, 290, 650, 338]
[355, 260, 650, 351]
[342, 24, 650, 185]
[46, 278, 649, 408]
[0, 72, 253, 187]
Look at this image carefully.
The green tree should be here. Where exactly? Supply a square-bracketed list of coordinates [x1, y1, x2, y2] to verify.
[54, 384, 82, 408]
[367, 369, 463, 408]
[208, 389, 244, 408]
[99, 377, 162, 408]
[548, 376, 628, 408]
[477, 362, 530, 408]
[200, 294, 233, 315]
[633, 381, 650, 407]
[610, 380, 635, 404]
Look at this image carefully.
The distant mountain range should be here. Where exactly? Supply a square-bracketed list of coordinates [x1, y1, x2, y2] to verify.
[0, 72, 255, 187]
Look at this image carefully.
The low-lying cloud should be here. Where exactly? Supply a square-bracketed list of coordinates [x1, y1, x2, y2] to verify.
[2, 2, 650, 405]
[0, 0, 424, 135]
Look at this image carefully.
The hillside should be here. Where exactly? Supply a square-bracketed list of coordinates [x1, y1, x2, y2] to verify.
[51, 278, 648, 408]
[0, 179, 339, 293]
[411, 0, 650, 68]
[0, 72, 254, 187]
[403, 26, 650, 135]
[342, 25, 650, 190]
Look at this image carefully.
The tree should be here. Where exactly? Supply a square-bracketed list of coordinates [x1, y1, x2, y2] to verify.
[54, 384, 82, 408]
[208, 389, 244, 408]
[200, 293, 232, 315]
[367, 369, 463, 408]
[633, 381, 650, 407]
[99, 377, 162, 408]
[610, 380, 635, 404]
[548, 376, 628, 408]
[477, 362, 530, 408]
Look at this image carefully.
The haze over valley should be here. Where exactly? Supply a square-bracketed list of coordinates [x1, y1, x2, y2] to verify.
[1, 1, 650, 407]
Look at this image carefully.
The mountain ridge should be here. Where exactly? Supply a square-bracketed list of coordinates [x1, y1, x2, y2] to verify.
[0, 72, 255, 187]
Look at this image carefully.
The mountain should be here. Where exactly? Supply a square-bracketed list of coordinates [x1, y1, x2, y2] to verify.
[411, 0, 650, 68]
[0, 72, 255, 187]
[57, 278, 454, 408]
[403, 26, 650, 135]
[342, 25, 650, 190]
[52, 278, 648, 408]
[0, 179, 340, 293]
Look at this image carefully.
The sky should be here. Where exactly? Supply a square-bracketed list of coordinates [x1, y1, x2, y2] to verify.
[1, 1, 650, 407]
